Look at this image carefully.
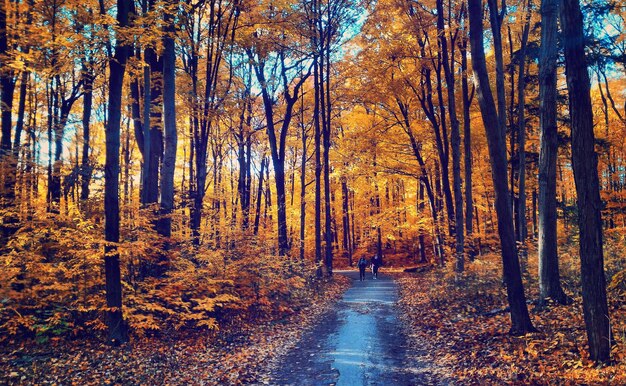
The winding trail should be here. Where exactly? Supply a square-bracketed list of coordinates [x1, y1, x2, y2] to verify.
[270, 270, 434, 386]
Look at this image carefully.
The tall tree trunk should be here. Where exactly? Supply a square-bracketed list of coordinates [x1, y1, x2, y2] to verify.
[104, 0, 131, 344]
[517, 0, 531, 244]
[437, 0, 464, 272]
[0, 0, 16, 222]
[0, 1, 18, 241]
[237, 87, 252, 230]
[461, 25, 474, 238]
[81, 65, 94, 202]
[418, 180, 427, 263]
[130, 47, 151, 206]
[46, 83, 53, 212]
[559, 0, 611, 362]
[300, 111, 308, 261]
[434, 67, 455, 236]
[487, 0, 507, 134]
[324, 23, 334, 274]
[373, 152, 383, 258]
[538, 0, 569, 305]
[250, 54, 307, 256]
[322, 73, 333, 274]
[341, 177, 352, 266]
[144, 47, 163, 206]
[314, 53, 323, 277]
[157, 3, 177, 242]
[468, 0, 535, 335]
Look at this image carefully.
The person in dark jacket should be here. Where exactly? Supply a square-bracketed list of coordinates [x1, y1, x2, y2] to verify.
[371, 254, 382, 279]
[357, 256, 368, 281]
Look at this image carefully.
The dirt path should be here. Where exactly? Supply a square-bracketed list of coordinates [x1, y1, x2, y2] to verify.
[270, 270, 435, 385]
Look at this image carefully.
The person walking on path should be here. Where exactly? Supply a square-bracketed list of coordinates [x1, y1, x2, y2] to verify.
[371, 254, 383, 279]
[357, 256, 368, 281]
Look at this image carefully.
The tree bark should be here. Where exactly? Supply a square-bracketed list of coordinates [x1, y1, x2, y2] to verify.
[559, 0, 611, 362]
[104, 0, 131, 344]
[321, 60, 333, 275]
[538, 0, 569, 305]
[157, 2, 177, 242]
[0, 0, 17, 241]
[144, 46, 163, 206]
[300, 111, 308, 261]
[341, 177, 352, 266]
[437, 0, 464, 272]
[468, 0, 536, 335]
[517, 0, 531, 244]
[253, 156, 266, 236]
[81, 65, 94, 202]
[461, 22, 474, 238]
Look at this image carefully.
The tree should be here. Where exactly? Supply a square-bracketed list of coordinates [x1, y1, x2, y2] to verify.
[131, 0, 162, 209]
[80, 62, 94, 203]
[468, 0, 536, 335]
[558, 0, 611, 362]
[516, 0, 532, 245]
[245, 8, 312, 255]
[460, 4, 475, 240]
[538, 0, 569, 305]
[436, 0, 464, 272]
[157, 0, 178, 241]
[182, 0, 240, 245]
[103, 0, 132, 344]
[0, 0, 16, 241]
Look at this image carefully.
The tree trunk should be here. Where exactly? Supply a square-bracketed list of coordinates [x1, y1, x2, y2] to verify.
[437, 0, 464, 272]
[322, 76, 333, 274]
[468, 0, 535, 335]
[341, 177, 352, 266]
[538, 0, 569, 305]
[103, 0, 131, 344]
[461, 25, 474, 238]
[274, 158, 289, 255]
[12, 73, 27, 191]
[81, 65, 94, 202]
[144, 47, 163, 206]
[157, 3, 177, 242]
[0, 0, 16, 223]
[250, 53, 307, 256]
[237, 89, 252, 230]
[517, 0, 531, 244]
[314, 53, 323, 276]
[559, 0, 611, 362]
[253, 156, 266, 235]
[300, 118, 308, 261]
[434, 70, 455, 236]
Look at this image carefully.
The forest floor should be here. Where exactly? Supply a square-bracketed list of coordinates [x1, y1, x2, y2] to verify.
[269, 270, 437, 385]
[0, 275, 351, 385]
[3, 247, 625, 385]
[396, 248, 626, 385]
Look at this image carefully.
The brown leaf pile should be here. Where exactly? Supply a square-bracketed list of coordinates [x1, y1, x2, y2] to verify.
[395, 250, 626, 385]
[0, 275, 351, 385]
